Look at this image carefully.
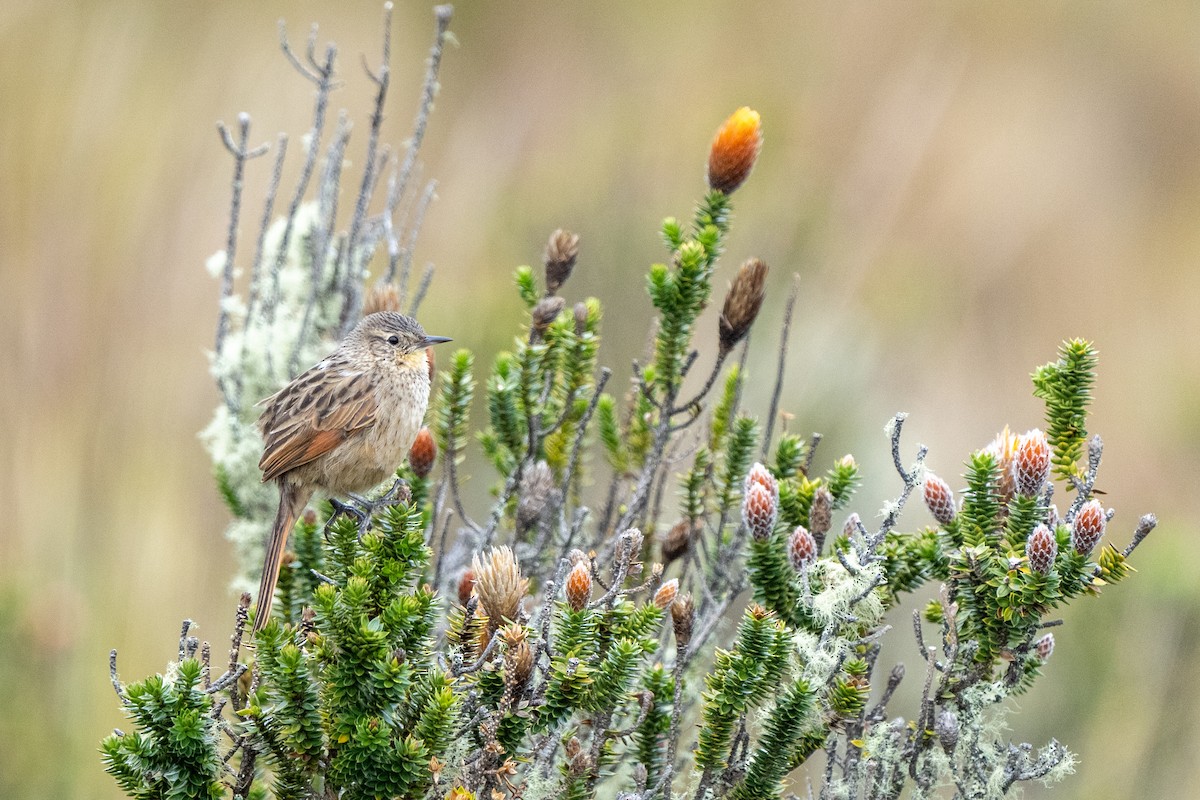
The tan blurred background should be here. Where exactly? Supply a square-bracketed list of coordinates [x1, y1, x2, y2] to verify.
[2, 1, 1197, 797]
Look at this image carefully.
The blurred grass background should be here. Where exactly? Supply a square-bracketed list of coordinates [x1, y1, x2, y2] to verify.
[2, 1, 1198, 797]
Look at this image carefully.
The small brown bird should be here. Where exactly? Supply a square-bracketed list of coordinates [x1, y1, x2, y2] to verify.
[253, 311, 450, 631]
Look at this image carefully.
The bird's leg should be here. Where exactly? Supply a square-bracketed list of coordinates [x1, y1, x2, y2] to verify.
[325, 497, 369, 540]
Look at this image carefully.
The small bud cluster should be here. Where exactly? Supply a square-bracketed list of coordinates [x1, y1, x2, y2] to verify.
[742, 463, 779, 541]
[1025, 524, 1057, 574]
[543, 228, 580, 295]
[1013, 428, 1051, 497]
[922, 473, 957, 525]
[1071, 500, 1106, 554]
[788, 526, 818, 571]
[718, 258, 768, 355]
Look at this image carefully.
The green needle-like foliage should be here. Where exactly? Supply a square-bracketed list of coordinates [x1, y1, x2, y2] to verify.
[1032, 339, 1097, 485]
[101, 660, 224, 800]
[729, 679, 816, 800]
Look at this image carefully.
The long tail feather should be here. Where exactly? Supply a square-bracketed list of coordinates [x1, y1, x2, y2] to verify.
[254, 481, 310, 632]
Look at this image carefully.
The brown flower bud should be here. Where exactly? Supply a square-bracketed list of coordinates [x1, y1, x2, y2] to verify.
[787, 525, 816, 568]
[531, 295, 566, 340]
[457, 568, 476, 606]
[362, 283, 402, 316]
[718, 257, 768, 355]
[1035, 632, 1055, 662]
[517, 460, 556, 532]
[1025, 523, 1057, 574]
[923, 474, 957, 526]
[707, 106, 762, 194]
[662, 519, 698, 564]
[809, 487, 833, 537]
[301, 508, 318, 526]
[1013, 429, 1051, 497]
[671, 593, 694, 648]
[565, 561, 592, 612]
[544, 228, 580, 294]
[408, 427, 437, 480]
[653, 578, 679, 610]
[471, 546, 529, 633]
[788, 525, 818, 571]
[573, 301, 589, 336]
[1071, 500, 1106, 554]
[742, 483, 778, 541]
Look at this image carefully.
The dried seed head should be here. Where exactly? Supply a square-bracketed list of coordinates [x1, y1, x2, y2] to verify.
[653, 578, 679, 610]
[788, 525, 818, 571]
[707, 106, 762, 194]
[1025, 523, 1058, 575]
[662, 519, 698, 564]
[565, 561, 592, 612]
[671, 593, 694, 648]
[935, 709, 959, 754]
[809, 487, 833, 537]
[1013, 428, 1051, 497]
[984, 426, 1020, 505]
[531, 295, 567, 340]
[718, 257, 768, 355]
[362, 283, 402, 316]
[544, 228, 580, 294]
[573, 301, 589, 336]
[742, 482, 778, 541]
[922, 473, 957, 526]
[457, 568, 476, 606]
[408, 426, 437, 480]
[1072, 500, 1106, 554]
[471, 546, 529, 630]
[517, 460, 557, 531]
[1035, 632, 1055, 662]
[502, 623, 534, 691]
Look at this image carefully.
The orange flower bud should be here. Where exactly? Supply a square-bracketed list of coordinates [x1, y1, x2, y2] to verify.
[923, 474, 957, 526]
[707, 107, 762, 194]
[653, 578, 679, 610]
[1013, 429, 1051, 497]
[1072, 500, 1106, 554]
[408, 426, 437, 479]
[565, 561, 592, 612]
[742, 482, 778, 541]
[457, 568, 476, 606]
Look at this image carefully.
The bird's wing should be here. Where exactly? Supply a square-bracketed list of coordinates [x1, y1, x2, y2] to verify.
[257, 358, 378, 483]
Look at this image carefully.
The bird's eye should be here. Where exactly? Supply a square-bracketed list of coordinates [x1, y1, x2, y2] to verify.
[387, 335, 400, 346]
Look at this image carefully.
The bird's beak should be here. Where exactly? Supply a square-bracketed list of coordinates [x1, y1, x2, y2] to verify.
[422, 335, 452, 347]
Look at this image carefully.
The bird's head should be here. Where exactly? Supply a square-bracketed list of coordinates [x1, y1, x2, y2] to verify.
[355, 311, 451, 371]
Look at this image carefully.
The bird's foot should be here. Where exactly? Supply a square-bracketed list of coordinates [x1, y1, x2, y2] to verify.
[324, 497, 369, 539]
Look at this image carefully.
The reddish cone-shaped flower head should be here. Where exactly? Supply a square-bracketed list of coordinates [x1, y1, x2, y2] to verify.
[742, 482, 778, 541]
[408, 427, 437, 480]
[1025, 523, 1058, 575]
[1072, 500, 1106, 554]
[565, 561, 592, 612]
[744, 462, 779, 497]
[457, 568, 476, 606]
[707, 107, 762, 194]
[788, 525, 818, 571]
[922, 473, 957, 526]
[1013, 428, 1051, 497]
[653, 578, 679, 610]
